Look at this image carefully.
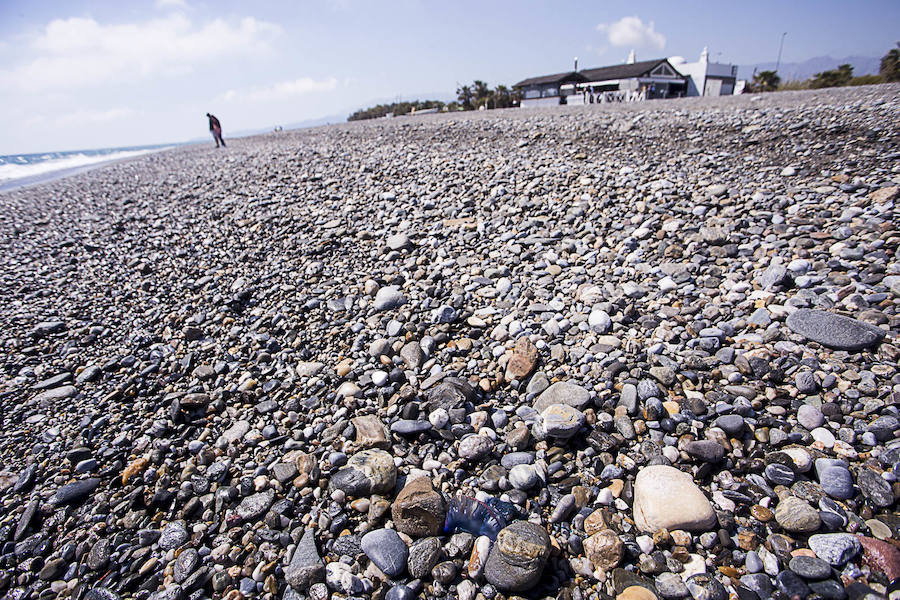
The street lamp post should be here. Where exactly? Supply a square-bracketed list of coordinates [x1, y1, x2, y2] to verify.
[775, 32, 787, 74]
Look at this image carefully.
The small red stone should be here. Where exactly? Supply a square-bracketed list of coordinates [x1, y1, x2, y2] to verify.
[857, 535, 900, 581]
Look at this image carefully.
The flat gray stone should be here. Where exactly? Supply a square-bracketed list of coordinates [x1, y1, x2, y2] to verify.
[285, 529, 325, 590]
[808, 533, 861, 566]
[361, 528, 408, 577]
[786, 309, 885, 351]
[33, 385, 77, 406]
[533, 381, 591, 412]
[373, 286, 405, 311]
[52, 478, 100, 506]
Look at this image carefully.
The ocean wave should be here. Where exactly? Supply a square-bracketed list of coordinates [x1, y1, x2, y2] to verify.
[0, 147, 171, 183]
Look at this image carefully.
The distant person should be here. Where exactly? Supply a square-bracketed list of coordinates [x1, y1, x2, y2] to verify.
[206, 113, 225, 148]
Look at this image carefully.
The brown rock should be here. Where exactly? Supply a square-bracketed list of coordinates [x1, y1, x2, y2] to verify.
[750, 505, 774, 522]
[180, 393, 209, 408]
[670, 530, 692, 547]
[633, 465, 717, 533]
[617, 586, 658, 600]
[738, 530, 760, 551]
[584, 508, 611, 536]
[122, 457, 149, 485]
[572, 486, 591, 508]
[869, 186, 899, 203]
[584, 529, 624, 570]
[392, 477, 446, 537]
[285, 451, 318, 488]
[857, 535, 900, 580]
[505, 336, 539, 381]
[506, 424, 530, 450]
[351, 415, 390, 449]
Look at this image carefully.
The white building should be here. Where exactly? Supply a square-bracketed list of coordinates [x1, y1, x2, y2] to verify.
[671, 48, 738, 96]
[513, 55, 687, 108]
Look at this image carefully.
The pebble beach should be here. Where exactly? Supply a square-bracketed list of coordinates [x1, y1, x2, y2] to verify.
[1, 84, 899, 600]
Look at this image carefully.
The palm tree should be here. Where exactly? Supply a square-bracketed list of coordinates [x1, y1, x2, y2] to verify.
[473, 80, 491, 109]
[750, 70, 781, 92]
[492, 85, 512, 109]
[881, 42, 900, 82]
[456, 84, 474, 110]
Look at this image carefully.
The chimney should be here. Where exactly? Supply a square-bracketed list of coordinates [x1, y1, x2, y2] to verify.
[627, 50, 636, 64]
[574, 57, 578, 71]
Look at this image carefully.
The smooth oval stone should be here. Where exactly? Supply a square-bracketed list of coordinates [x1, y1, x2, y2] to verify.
[807, 579, 847, 600]
[684, 440, 726, 463]
[385, 585, 415, 600]
[765, 463, 796, 486]
[540, 404, 585, 439]
[508, 464, 539, 490]
[483, 521, 550, 592]
[633, 465, 717, 533]
[458, 434, 493, 461]
[819, 466, 854, 500]
[373, 286, 406, 311]
[52, 478, 100, 506]
[390, 420, 432, 436]
[361, 529, 408, 578]
[533, 382, 591, 412]
[715, 414, 745, 436]
[789, 555, 832, 580]
[500, 452, 534, 468]
[236, 489, 274, 521]
[786, 309, 885, 351]
[774, 496, 821, 533]
[797, 404, 825, 429]
[776, 570, 810, 598]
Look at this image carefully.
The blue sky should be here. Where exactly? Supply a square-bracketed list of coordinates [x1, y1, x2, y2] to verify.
[1, 0, 897, 154]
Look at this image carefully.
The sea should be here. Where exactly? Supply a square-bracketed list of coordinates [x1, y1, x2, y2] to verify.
[0, 143, 177, 192]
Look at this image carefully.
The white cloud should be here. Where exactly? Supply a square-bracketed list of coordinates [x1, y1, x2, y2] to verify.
[1, 14, 280, 92]
[222, 77, 339, 102]
[597, 16, 666, 50]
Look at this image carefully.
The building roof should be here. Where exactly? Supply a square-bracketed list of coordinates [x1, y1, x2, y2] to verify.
[579, 59, 679, 82]
[512, 70, 587, 88]
[513, 59, 685, 89]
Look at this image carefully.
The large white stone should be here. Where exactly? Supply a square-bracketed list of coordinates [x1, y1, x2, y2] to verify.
[633, 465, 716, 533]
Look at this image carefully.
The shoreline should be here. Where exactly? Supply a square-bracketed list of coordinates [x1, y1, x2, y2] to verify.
[0, 145, 188, 194]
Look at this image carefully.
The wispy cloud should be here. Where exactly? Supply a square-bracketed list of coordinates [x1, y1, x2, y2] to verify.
[222, 77, 339, 102]
[597, 16, 666, 50]
[1, 14, 281, 92]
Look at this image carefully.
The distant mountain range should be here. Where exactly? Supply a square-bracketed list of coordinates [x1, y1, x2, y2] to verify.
[737, 55, 880, 82]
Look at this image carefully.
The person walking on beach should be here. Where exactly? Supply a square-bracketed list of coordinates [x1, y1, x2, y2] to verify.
[207, 113, 226, 148]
